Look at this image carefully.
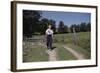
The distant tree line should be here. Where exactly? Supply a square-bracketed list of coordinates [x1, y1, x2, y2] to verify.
[23, 10, 91, 38]
[70, 22, 91, 33]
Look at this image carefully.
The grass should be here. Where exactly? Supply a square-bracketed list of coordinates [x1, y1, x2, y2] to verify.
[23, 42, 48, 62]
[53, 32, 90, 52]
[54, 32, 91, 59]
[23, 32, 91, 62]
[66, 44, 91, 59]
[53, 33, 73, 44]
[54, 43, 77, 60]
[77, 32, 91, 52]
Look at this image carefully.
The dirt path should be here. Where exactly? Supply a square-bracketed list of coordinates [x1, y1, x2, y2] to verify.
[38, 42, 84, 60]
[46, 49, 58, 61]
[63, 45, 85, 60]
[38, 42, 58, 61]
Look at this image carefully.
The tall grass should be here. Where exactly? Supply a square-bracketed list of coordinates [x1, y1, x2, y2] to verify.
[53, 32, 91, 58]
[23, 42, 48, 62]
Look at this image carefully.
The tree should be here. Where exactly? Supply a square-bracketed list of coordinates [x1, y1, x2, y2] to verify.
[39, 18, 56, 34]
[75, 24, 80, 32]
[39, 18, 49, 34]
[63, 25, 69, 33]
[70, 24, 77, 33]
[49, 19, 56, 33]
[70, 22, 91, 33]
[80, 22, 87, 32]
[58, 21, 65, 33]
[87, 22, 91, 31]
[23, 10, 42, 37]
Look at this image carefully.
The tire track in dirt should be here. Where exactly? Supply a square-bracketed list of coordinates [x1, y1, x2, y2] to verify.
[63, 45, 85, 60]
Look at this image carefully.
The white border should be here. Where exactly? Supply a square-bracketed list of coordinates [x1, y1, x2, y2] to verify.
[17, 3, 96, 69]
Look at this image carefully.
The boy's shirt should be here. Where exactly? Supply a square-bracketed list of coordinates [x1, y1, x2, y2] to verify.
[46, 29, 53, 35]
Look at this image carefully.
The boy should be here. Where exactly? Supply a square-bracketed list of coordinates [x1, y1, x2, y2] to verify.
[46, 25, 53, 51]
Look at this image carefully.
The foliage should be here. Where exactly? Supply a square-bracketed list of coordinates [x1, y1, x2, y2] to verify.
[70, 22, 91, 33]
[58, 21, 69, 33]
[23, 10, 42, 37]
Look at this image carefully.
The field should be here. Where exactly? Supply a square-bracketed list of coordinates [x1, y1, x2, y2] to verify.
[23, 32, 91, 62]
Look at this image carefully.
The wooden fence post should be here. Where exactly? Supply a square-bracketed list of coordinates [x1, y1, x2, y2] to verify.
[73, 28, 78, 45]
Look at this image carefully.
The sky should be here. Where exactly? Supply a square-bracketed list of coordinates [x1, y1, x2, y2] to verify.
[41, 11, 91, 27]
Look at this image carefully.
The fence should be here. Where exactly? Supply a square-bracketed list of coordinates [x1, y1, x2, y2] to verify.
[23, 28, 79, 45]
